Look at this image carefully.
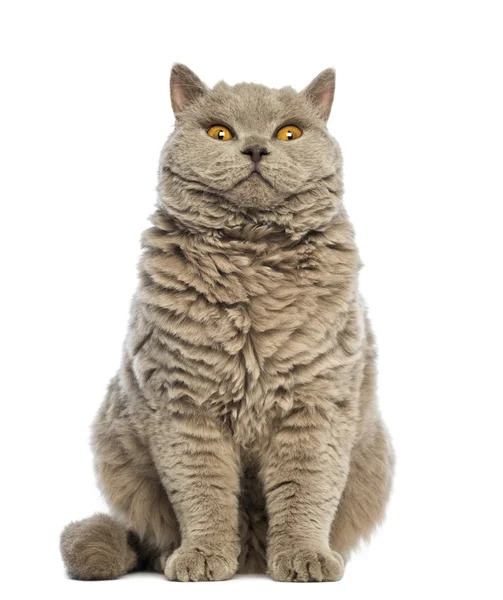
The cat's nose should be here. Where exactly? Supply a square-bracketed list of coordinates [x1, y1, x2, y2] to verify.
[241, 145, 270, 163]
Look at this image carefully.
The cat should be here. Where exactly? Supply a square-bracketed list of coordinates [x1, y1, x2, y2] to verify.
[60, 64, 394, 583]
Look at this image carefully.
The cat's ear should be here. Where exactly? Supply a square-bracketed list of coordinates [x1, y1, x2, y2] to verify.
[170, 64, 208, 118]
[302, 68, 335, 121]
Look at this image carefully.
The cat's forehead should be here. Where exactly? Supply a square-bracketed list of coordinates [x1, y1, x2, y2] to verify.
[194, 82, 315, 130]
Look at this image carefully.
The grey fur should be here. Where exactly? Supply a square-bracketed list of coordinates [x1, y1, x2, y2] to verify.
[60, 65, 394, 583]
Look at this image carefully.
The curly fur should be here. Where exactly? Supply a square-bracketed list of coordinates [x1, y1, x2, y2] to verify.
[60, 64, 394, 583]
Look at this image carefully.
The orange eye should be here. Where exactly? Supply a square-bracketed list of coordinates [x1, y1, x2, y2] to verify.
[207, 125, 233, 141]
[276, 125, 302, 141]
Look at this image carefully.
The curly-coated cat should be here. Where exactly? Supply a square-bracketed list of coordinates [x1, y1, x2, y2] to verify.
[60, 64, 394, 583]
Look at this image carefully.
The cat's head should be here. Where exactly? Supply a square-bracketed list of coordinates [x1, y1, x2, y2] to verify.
[158, 64, 343, 233]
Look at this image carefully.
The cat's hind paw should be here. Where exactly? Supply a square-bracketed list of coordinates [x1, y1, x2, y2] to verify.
[268, 548, 344, 582]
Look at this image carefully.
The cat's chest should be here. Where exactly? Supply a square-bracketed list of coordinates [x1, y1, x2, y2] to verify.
[140, 235, 344, 444]
[182, 243, 324, 354]
[180, 245, 335, 433]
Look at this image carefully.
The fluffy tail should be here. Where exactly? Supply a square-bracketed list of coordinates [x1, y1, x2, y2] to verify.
[60, 513, 144, 580]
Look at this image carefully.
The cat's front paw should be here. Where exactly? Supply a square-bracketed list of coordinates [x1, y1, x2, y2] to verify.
[268, 548, 344, 582]
[165, 545, 238, 582]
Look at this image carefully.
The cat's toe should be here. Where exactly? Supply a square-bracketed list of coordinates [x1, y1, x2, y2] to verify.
[269, 548, 344, 582]
[165, 546, 238, 582]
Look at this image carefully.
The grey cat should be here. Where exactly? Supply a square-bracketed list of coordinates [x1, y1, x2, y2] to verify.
[60, 64, 394, 583]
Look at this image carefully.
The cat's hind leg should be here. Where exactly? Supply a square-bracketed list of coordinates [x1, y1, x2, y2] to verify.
[329, 419, 394, 561]
[60, 381, 180, 580]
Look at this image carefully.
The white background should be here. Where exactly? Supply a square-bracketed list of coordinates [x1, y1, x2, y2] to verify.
[1, 1, 502, 598]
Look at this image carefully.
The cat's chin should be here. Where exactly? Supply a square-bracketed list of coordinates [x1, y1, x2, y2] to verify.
[225, 176, 283, 210]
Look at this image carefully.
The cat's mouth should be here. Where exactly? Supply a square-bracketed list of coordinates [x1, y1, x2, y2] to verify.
[250, 172, 266, 181]
[222, 167, 279, 208]
[242, 169, 274, 188]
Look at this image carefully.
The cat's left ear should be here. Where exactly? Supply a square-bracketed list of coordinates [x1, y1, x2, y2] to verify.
[302, 68, 335, 122]
[170, 63, 208, 118]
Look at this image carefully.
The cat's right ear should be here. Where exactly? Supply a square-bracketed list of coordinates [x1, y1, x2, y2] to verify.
[170, 64, 208, 118]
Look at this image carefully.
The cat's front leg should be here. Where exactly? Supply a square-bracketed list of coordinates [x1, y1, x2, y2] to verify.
[152, 404, 241, 582]
[262, 401, 354, 582]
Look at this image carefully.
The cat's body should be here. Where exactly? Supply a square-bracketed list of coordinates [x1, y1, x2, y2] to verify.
[61, 65, 394, 582]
